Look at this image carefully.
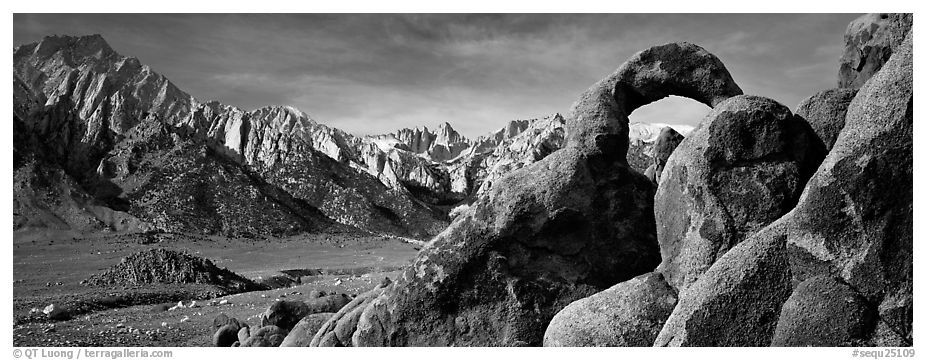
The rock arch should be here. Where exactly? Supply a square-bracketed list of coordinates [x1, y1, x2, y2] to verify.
[311, 42, 743, 347]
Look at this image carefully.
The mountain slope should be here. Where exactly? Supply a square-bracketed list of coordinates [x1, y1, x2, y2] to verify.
[13, 34, 446, 237]
[13, 34, 693, 237]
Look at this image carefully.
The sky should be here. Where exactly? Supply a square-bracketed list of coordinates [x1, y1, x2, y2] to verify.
[13, 14, 861, 138]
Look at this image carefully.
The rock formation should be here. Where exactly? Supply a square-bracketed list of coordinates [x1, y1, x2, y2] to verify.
[648, 127, 686, 184]
[838, 13, 912, 88]
[12, 13, 914, 348]
[654, 222, 792, 346]
[543, 272, 677, 346]
[213, 324, 241, 347]
[655, 16, 912, 348]
[311, 41, 743, 347]
[84, 248, 263, 294]
[771, 275, 876, 346]
[384, 122, 471, 162]
[240, 325, 287, 347]
[654, 95, 824, 292]
[12, 34, 695, 237]
[260, 295, 350, 332]
[465, 114, 567, 196]
[794, 88, 858, 151]
[784, 29, 913, 346]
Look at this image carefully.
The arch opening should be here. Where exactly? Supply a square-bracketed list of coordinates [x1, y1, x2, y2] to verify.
[625, 95, 710, 174]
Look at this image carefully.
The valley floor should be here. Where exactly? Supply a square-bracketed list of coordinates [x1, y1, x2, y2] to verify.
[12, 229, 419, 346]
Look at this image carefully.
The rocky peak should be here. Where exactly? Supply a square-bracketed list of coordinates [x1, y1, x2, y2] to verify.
[628, 122, 694, 144]
[434, 122, 466, 145]
[15, 33, 197, 139]
[18, 34, 117, 66]
[384, 122, 471, 162]
[249, 105, 314, 134]
[467, 116, 548, 156]
[838, 13, 912, 89]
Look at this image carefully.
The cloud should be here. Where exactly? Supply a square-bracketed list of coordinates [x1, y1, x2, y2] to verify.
[14, 13, 863, 138]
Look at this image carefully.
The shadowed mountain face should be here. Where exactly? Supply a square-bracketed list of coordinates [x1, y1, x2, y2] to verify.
[13, 34, 689, 238]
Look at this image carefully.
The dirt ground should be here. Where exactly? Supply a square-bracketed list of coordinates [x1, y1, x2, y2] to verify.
[12, 228, 420, 347]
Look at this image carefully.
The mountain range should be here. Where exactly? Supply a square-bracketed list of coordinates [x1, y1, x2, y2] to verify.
[13, 34, 690, 239]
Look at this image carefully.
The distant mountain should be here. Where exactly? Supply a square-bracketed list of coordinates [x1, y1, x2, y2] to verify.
[13, 34, 442, 237]
[629, 122, 694, 143]
[12, 34, 692, 238]
[376, 122, 471, 162]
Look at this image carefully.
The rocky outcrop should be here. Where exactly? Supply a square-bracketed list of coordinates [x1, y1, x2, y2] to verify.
[240, 325, 287, 347]
[309, 278, 393, 347]
[654, 222, 792, 346]
[771, 275, 876, 346]
[95, 117, 339, 236]
[794, 88, 858, 151]
[467, 119, 532, 155]
[385, 122, 471, 162]
[260, 295, 350, 331]
[14, 34, 194, 137]
[650, 16, 913, 348]
[654, 95, 824, 292]
[649, 127, 685, 184]
[84, 248, 263, 294]
[543, 272, 677, 347]
[467, 114, 567, 196]
[280, 313, 335, 347]
[213, 313, 244, 331]
[838, 14, 912, 89]
[311, 42, 743, 347]
[785, 30, 912, 346]
[213, 324, 241, 347]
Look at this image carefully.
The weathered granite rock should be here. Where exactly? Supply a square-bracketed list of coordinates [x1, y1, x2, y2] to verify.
[786, 31, 912, 345]
[655, 95, 823, 292]
[309, 278, 392, 347]
[654, 222, 792, 346]
[771, 275, 876, 346]
[313, 42, 743, 347]
[280, 313, 335, 347]
[261, 300, 312, 332]
[838, 14, 912, 89]
[650, 127, 685, 183]
[643, 163, 657, 183]
[261, 294, 350, 332]
[213, 324, 241, 347]
[543, 272, 677, 347]
[240, 325, 287, 347]
[212, 313, 243, 331]
[794, 88, 858, 151]
[236, 326, 250, 344]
